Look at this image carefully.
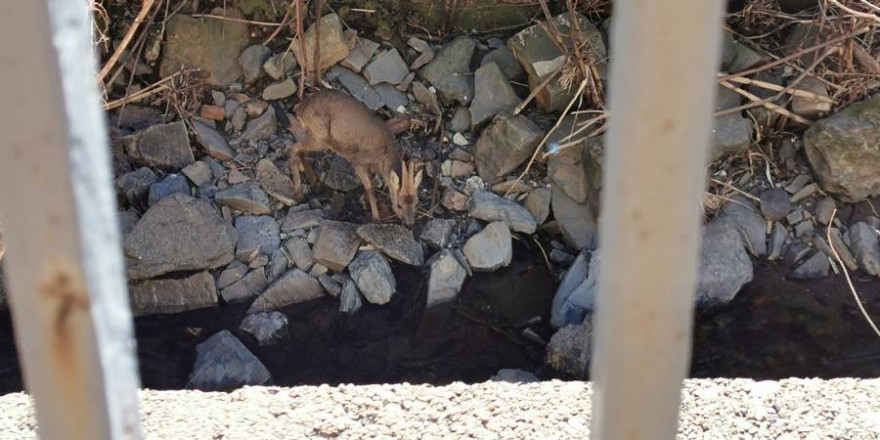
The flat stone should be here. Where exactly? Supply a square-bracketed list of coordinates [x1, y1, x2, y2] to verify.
[545, 320, 592, 379]
[220, 267, 268, 302]
[129, 271, 217, 315]
[326, 66, 383, 111]
[117, 167, 158, 210]
[426, 250, 467, 309]
[187, 330, 271, 391]
[160, 8, 250, 84]
[418, 36, 476, 105]
[248, 269, 324, 313]
[408, 37, 431, 53]
[245, 100, 269, 118]
[183, 161, 213, 187]
[318, 274, 343, 297]
[792, 76, 832, 119]
[791, 183, 818, 204]
[397, 72, 415, 91]
[292, 13, 350, 73]
[474, 114, 543, 184]
[552, 185, 598, 251]
[760, 188, 792, 221]
[410, 50, 435, 71]
[788, 252, 830, 280]
[238, 44, 271, 84]
[348, 251, 397, 305]
[448, 107, 471, 132]
[357, 224, 424, 266]
[312, 221, 360, 272]
[126, 121, 194, 171]
[148, 174, 190, 207]
[124, 194, 237, 280]
[468, 190, 536, 234]
[240, 311, 288, 346]
[491, 180, 530, 195]
[711, 113, 753, 160]
[548, 141, 590, 204]
[524, 187, 551, 224]
[442, 187, 469, 211]
[829, 228, 858, 271]
[768, 222, 788, 261]
[551, 252, 597, 328]
[200, 104, 226, 121]
[341, 36, 379, 73]
[490, 369, 539, 383]
[480, 46, 523, 80]
[218, 261, 249, 289]
[118, 210, 140, 235]
[339, 277, 363, 314]
[696, 217, 754, 306]
[364, 49, 409, 85]
[216, 183, 272, 215]
[794, 220, 815, 238]
[240, 109, 277, 142]
[281, 208, 324, 232]
[420, 219, 457, 249]
[262, 78, 298, 100]
[284, 236, 314, 271]
[231, 107, 247, 131]
[849, 222, 880, 276]
[263, 52, 297, 80]
[463, 222, 512, 271]
[804, 95, 880, 202]
[470, 62, 521, 129]
[375, 83, 409, 112]
[721, 196, 767, 256]
[234, 215, 280, 262]
[255, 159, 296, 206]
[815, 197, 836, 225]
[785, 174, 812, 194]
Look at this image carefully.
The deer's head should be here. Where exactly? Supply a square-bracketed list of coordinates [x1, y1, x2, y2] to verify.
[388, 160, 423, 226]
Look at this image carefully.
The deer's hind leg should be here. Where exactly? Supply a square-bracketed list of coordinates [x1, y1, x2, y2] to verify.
[299, 152, 320, 188]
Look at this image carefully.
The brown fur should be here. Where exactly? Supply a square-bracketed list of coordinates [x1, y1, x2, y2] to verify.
[282, 90, 422, 225]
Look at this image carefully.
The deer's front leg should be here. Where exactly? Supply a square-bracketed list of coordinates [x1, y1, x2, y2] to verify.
[353, 167, 381, 221]
[286, 142, 305, 201]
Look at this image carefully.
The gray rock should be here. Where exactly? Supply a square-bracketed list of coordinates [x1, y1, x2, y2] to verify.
[508, 13, 606, 112]
[238, 45, 271, 83]
[545, 320, 592, 379]
[231, 107, 247, 131]
[815, 197, 836, 225]
[711, 112, 753, 160]
[291, 13, 350, 73]
[470, 62, 521, 129]
[129, 271, 217, 315]
[216, 183, 272, 215]
[357, 224, 424, 266]
[268, 248, 289, 283]
[548, 141, 589, 204]
[364, 49, 409, 85]
[474, 114, 543, 184]
[220, 267, 268, 302]
[551, 252, 598, 328]
[183, 161, 213, 187]
[312, 221, 360, 272]
[117, 167, 158, 210]
[348, 251, 396, 305]
[124, 194, 237, 279]
[240, 311, 288, 346]
[804, 95, 880, 202]
[281, 208, 323, 232]
[248, 269, 324, 313]
[426, 250, 467, 309]
[794, 220, 815, 238]
[240, 109, 278, 142]
[792, 77, 832, 118]
[118, 209, 141, 235]
[374, 84, 408, 112]
[550, 249, 575, 265]
[318, 274, 343, 297]
[326, 66, 383, 111]
[524, 187, 551, 225]
[468, 190, 536, 234]
[725, 40, 768, 73]
[463, 222, 512, 271]
[448, 107, 471, 133]
[696, 218, 754, 306]
[411, 81, 442, 115]
[234, 216, 280, 262]
[418, 36, 476, 105]
[490, 369, 539, 383]
[788, 252, 830, 280]
[160, 8, 250, 84]
[721, 196, 767, 256]
[848, 222, 880, 276]
[148, 174, 190, 206]
[480, 46, 523, 80]
[552, 185, 598, 251]
[768, 222, 788, 261]
[262, 78, 298, 100]
[323, 155, 363, 191]
[338, 278, 363, 314]
[126, 121, 194, 171]
[218, 261, 249, 289]
[760, 188, 792, 221]
[397, 72, 415, 92]
[255, 159, 296, 206]
[746, 71, 784, 128]
[419, 219, 457, 250]
[341, 37, 379, 73]
[284, 236, 314, 271]
[187, 330, 271, 391]
[192, 120, 235, 161]
[828, 228, 858, 271]
[408, 36, 431, 53]
[263, 52, 297, 80]
[410, 49, 435, 71]
[442, 187, 469, 211]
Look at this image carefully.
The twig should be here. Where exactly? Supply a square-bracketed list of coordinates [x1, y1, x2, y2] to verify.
[104, 69, 196, 110]
[97, 0, 157, 83]
[828, 0, 880, 24]
[263, 2, 294, 45]
[718, 80, 813, 125]
[709, 178, 761, 202]
[826, 209, 880, 340]
[533, 237, 553, 274]
[513, 68, 562, 115]
[190, 14, 283, 26]
[723, 75, 836, 103]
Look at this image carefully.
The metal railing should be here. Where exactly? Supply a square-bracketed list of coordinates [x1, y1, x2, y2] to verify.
[0, 0, 725, 439]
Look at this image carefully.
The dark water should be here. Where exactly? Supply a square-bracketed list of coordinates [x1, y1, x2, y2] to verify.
[2, 250, 880, 394]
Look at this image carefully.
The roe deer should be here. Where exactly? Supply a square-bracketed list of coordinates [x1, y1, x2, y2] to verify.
[274, 90, 423, 225]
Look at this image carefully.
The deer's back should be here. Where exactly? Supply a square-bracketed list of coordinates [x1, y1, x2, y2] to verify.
[297, 90, 396, 162]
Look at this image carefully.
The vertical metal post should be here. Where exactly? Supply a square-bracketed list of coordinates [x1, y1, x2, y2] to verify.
[0, 1, 142, 440]
[589, 1, 725, 439]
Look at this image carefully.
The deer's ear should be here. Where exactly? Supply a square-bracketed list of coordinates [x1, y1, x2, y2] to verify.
[389, 171, 401, 193]
[413, 169, 424, 190]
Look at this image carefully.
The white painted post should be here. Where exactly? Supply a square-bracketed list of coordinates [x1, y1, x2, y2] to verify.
[0, 1, 142, 440]
[589, 1, 726, 439]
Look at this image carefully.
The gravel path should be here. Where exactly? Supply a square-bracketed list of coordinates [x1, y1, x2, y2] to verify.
[1, 378, 879, 439]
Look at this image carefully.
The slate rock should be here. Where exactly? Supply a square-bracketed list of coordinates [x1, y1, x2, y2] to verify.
[468, 190, 536, 234]
[545, 320, 592, 379]
[124, 194, 237, 279]
[263, 52, 297, 80]
[218, 261, 249, 289]
[768, 222, 788, 261]
[788, 251, 830, 280]
[448, 107, 471, 133]
[463, 222, 512, 271]
[281, 208, 324, 232]
[480, 45, 523, 80]
[815, 197, 836, 225]
[849, 222, 880, 276]
[427, 250, 467, 309]
[248, 269, 324, 313]
[552, 185, 598, 251]
[419, 219, 457, 250]
[364, 49, 410, 85]
[220, 267, 268, 303]
[216, 183, 272, 215]
[117, 167, 158, 210]
[524, 187, 551, 224]
[161, 8, 250, 84]
[255, 159, 296, 206]
[721, 196, 767, 256]
[284, 236, 314, 271]
[240, 311, 288, 346]
[183, 161, 213, 187]
[470, 62, 521, 129]
[312, 221, 360, 272]
[490, 369, 539, 383]
[548, 140, 590, 204]
[240, 109, 277, 142]
[696, 217, 753, 306]
[792, 76, 831, 119]
[550, 252, 598, 328]
[326, 66, 383, 111]
[238, 44, 271, 84]
[234, 215, 280, 262]
[474, 114, 543, 184]
[357, 224, 424, 266]
[341, 36, 379, 73]
[148, 174, 190, 206]
[187, 330, 271, 391]
[348, 251, 397, 305]
[262, 78, 298, 100]
[339, 277, 363, 314]
[292, 14, 350, 73]
[418, 36, 476, 105]
[192, 121, 235, 161]
[760, 188, 792, 221]
[375, 83, 409, 112]
[129, 271, 217, 315]
[126, 121, 194, 171]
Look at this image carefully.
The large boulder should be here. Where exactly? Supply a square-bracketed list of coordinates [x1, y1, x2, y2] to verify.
[187, 330, 271, 390]
[128, 271, 217, 315]
[124, 194, 237, 280]
[804, 95, 880, 202]
[418, 36, 476, 105]
[160, 8, 250, 84]
[474, 115, 543, 184]
[470, 62, 521, 129]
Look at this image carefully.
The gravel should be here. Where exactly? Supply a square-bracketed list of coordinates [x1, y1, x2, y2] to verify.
[2, 379, 879, 439]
